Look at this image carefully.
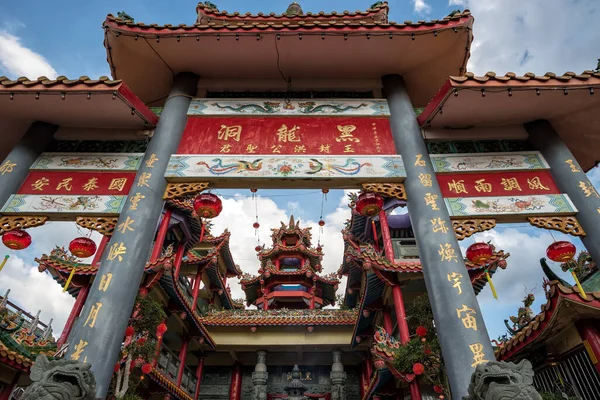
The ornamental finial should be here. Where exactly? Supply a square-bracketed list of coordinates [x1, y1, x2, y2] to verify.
[285, 2, 303, 16]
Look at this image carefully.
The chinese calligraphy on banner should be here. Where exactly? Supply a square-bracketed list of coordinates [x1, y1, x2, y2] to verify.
[177, 117, 396, 155]
[17, 171, 136, 195]
[437, 171, 559, 197]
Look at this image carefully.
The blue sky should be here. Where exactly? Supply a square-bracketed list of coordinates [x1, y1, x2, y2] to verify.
[1, 0, 600, 343]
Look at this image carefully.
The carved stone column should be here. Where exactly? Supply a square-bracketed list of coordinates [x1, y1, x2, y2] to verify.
[252, 350, 268, 400]
[330, 349, 346, 400]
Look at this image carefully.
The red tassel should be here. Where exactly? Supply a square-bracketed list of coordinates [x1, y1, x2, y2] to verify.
[371, 220, 380, 252]
[199, 220, 205, 243]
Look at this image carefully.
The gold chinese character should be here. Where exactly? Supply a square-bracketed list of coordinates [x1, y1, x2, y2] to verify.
[82, 178, 99, 191]
[129, 192, 145, 210]
[219, 144, 231, 153]
[579, 181, 599, 198]
[294, 145, 306, 153]
[137, 173, 151, 188]
[84, 302, 103, 328]
[474, 179, 492, 193]
[565, 159, 581, 173]
[431, 217, 448, 233]
[469, 343, 489, 367]
[218, 125, 242, 142]
[343, 144, 355, 153]
[414, 154, 426, 167]
[98, 273, 113, 292]
[527, 176, 550, 191]
[117, 216, 135, 234]
[447, 272, 463, 295]
[448, 179, 468, 194]
[246, 144, 258, 153]
[424, 193, 440, 210]
[145, 153, 159, 168]
[271, 145, 282, 154]
[0, 160, 16, 175]
[419, 173, 433, 187]
[70, 339, 88, 361]
[335, 125, 360, 142]
[31, 177, 50, 191]
[276, 124, 301, 142]
[438, 243, 458, 262]
[56, 178, 73, 191]
[456, 305, 478, 330]
[109, 178, 128, 192]
[500, 177, 521, 191]
[597, 208, 600, 214]
[319, 144, 331, 153]
[108, 242, 127, 262]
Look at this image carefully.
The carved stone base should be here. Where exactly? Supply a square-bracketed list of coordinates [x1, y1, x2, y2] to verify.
[463, 359, 541, 400]
[21, 355, 97, 399]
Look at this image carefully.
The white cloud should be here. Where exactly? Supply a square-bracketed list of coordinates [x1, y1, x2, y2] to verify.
[448, 0, 467, 6]
[0, 29, 57, 78]
[413, 0, 432, 14]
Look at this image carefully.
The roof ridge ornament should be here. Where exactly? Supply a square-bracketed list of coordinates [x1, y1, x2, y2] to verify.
[285, 2, 303, 16]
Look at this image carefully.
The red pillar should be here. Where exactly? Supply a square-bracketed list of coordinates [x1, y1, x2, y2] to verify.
[176, 336, 189, 387]
[310, 287, 315, 310]
[194, 356, 205, 399]
[577, 320, 600, 376]
[263, 287, 269, 311]
[229, 362, 242, 400]
[378, 210, 395, 262]
[191, 265, 203, 308]
[150, 208, 172, 262]
[0, 371, 20, 400]
[382, 309, 394, 335]
[173, 243, 185, 280]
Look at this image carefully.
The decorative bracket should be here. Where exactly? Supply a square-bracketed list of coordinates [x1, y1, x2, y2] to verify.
[452, 219, 496, 240]
[361, 183, 406, 200]
[0, 216, 48, 235]
[163, 182, 209, 200]
[75, 217, 118, 237]
[527, 216, 586, 237]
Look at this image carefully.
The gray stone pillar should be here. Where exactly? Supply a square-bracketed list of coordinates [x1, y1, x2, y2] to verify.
[0, 122, 57, 207]
[525, 120, 600, 263]
[252, 350, 268, 400]
[330, 349, 346, 400]
[64, 72, 199, 398]
[382, 75, 494, 399]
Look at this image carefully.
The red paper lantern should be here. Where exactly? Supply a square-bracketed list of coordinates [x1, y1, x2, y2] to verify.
[193, 193, 223, 219]
[69, 237, 97, 258]
[416, 326, 428, 338]
[546, 241, 576, 263]
[318, 220, 325, 227]
[141, 363, 153, 374]
[322, 189, 329, 194]
[255, 245, 262, 252]
[253, 222, 260, 229]
[316, 245, 323, 252]
[2, 229, 31, 250]
[412, 363, 425, 375]
[156, 323, 167, 336]
[125, 326, 135, 337]
[355, 192, 384, 217]
[466, 242, 493, 265]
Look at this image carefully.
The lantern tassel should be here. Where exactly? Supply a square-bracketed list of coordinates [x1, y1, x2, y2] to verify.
[63, 268, 76, 293]
[570, 268, 587, 300]
[0, 255, 9, 273]
[199, 220, 205, 243]
[485, 270, 498, 300]
[371, 220, 380, 252]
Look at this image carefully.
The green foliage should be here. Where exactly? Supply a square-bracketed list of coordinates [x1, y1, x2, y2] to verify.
[335, 294, 350, 310]
[124, 295, 166, 362]
[121, 393, 144, 400]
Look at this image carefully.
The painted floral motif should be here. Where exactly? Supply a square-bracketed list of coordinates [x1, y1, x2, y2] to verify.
[31, 153, 143, 171]
[431, 152, 549, 173]
[445, 194, 576, 218]
[269, 162, 301, 177]
[1, 194, 126, 215]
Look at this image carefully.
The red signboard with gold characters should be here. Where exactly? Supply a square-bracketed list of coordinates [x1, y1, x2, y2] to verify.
[18, 171, 136, 195]
[177, 117, 396, 155]
[437, 171, 560, 197]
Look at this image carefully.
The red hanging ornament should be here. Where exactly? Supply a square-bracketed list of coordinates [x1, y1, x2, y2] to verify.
[193, 193, 223, 219]
[355, 192, 384, 217]
[546, 241, 576, 263]
[316, 244, 323, 252]
[125, 326, 135, 337]
[318, 220, 325, 227]
[255, 245, 262, 252]
[415, 326, 428, 338]
[466, 242, 493, 265]
[250, 188, 258, 193]
[434, 386, 444, 394]
[156, 322, 167, 337]
[141, 363, 153, 374]
[412, 363, 425, 375]
[2, 229, 31, 250]
[114, 363, 121, 373]
[322, 189, 329, 194]
[137, 337, 147, 346]
[69, 237, 97, 258]
[253, 222, 260, 229]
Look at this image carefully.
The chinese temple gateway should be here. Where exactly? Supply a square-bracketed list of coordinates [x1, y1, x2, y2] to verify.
[1, 1, 600, 400]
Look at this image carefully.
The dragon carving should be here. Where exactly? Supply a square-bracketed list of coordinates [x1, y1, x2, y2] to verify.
[21, 355, 96, 400]
[504, 293, 535, 335]
[464, 360, 541, 400]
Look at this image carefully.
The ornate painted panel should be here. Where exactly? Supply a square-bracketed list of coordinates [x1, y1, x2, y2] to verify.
[437, 171, 559, 197]
[30, 153, 144, 171]
[1, 194, 127, 215]
[430, 151, 549, 173]
[186, 99, 390, 117]
[445, 194, 577, 219]
[165, 155, 406, 181]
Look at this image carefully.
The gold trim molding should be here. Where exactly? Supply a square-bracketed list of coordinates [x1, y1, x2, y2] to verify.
[361, 183, 406, 201]
[0, 216, 48, 235]
[163, 182, 209, 200]
[527, 216, 586, 237]
[75, 217, 118, 237]
[452, 219, 496, 240]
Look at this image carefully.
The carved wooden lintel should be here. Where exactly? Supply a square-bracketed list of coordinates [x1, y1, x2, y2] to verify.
[75, 217, 118, 237]
[163, 182, 210, 200]
[361, 183, 406, 201]
[527, 216, 586, 237]
[452, 219, 497, 240]
[0, 216, 48, 235]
